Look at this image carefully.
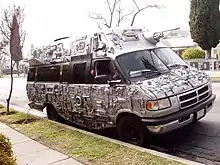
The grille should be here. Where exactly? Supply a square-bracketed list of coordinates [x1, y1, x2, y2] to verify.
[178, 84, 210, 109]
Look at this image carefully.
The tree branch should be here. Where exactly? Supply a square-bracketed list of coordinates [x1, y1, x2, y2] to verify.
[116, 1, 122, 27]
[106, 0, 112, 13]
[109, 0, 120, 27]
[130, 4, 161, 26]
[0, 21, 10, 40]
[21, 31, 26, 49]
[116, 5, 135, 27]
[89, 13, 110, 28]
[132, 0, 140, 10]
[120, 8, 135, 23]
[3, 9, 12, 30]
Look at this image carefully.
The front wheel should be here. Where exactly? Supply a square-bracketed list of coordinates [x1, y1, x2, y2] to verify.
[116, 115, 150, 146]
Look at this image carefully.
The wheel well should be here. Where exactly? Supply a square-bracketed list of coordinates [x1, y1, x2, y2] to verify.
[116, 112, 140, 125]
[44, 103, 54, 110]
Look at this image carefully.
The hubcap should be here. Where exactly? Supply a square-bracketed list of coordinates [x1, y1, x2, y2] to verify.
[128, 127, 140, 142]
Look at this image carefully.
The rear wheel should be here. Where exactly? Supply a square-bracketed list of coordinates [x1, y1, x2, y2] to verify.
[116, 115, 150, 146]
[46, 105, 62, 122]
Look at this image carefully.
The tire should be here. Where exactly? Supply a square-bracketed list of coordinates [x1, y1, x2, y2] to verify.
[46, 105, 61, 122]
[116, 115, 150, 146]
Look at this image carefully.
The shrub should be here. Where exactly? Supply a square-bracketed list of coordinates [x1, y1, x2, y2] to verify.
[181, 48, 205, 60]
[0, 133, 16, 165]
[217, 50, 220, 59]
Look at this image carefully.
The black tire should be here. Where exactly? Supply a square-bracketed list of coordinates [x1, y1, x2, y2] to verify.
[116, 115, 150, 146]
[46, 105, 61, 122]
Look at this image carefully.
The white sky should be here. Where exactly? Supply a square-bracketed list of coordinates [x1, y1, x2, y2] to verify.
[0, 0, 190, 56]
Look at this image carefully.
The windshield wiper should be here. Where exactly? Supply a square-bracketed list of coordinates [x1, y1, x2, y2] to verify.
[168, 64, 189, 68]
[130, 69, 160, 78]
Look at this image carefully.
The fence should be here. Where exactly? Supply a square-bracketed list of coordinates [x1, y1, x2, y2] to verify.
[185, 59, 220, 71]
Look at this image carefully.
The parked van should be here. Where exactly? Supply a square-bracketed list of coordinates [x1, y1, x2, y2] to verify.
[26, 28, 216, 146]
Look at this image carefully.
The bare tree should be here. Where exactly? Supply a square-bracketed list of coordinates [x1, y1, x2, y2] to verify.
[89, 0, 162, 28]
[89, 0, 120, 29]
[130, 0, 161, 26]
[0, 39, 8, 77]
[0, 5, 25, 113]
[116, 1, 135, 27]
[0, 5, 26, 76]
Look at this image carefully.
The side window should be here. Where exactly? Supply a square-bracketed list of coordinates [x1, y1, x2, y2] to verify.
[95, 60, 111, 76]
[37, 65, 60, 82]
[27, 68, 36, 81]
[62, 65, 70, 83]
[73, 63, 86, 84]
[94, 60, 113, 84]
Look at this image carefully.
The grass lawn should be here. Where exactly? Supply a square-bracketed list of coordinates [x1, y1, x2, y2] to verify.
[0, 104, 185, 165]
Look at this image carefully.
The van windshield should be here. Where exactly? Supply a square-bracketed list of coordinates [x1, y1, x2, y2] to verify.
[116, 49, 169, 78]
[153, 48, 187, 68]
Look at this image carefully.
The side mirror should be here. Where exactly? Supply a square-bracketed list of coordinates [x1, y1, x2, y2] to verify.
[94, 74, 111, 84]
[108, 79, 122, 87]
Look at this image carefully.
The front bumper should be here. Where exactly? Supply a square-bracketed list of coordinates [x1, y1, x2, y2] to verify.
[141, 94, 216, 134]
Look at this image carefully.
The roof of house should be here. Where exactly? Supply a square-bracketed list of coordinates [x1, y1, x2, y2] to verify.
[161, 36, 197, 48]
[160, 29, 197, 49]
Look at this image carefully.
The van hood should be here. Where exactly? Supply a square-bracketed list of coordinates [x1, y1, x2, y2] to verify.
[139, 66, 210, 99]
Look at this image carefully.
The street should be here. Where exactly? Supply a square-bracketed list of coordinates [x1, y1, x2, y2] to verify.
[0, 76, 220, 164]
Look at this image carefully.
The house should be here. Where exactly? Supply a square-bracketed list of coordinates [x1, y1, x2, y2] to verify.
[160, 29, 197, 56]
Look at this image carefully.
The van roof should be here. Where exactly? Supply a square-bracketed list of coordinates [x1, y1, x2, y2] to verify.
[26, 27, 170, 67]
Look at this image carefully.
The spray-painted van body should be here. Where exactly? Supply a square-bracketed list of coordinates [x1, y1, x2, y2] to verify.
[26, 28, 216, 145]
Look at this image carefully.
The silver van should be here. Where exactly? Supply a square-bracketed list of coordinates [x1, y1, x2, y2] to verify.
[26, 28, 216, 146]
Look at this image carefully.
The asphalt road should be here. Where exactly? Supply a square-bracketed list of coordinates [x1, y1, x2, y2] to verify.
[0, 76, 220, 165]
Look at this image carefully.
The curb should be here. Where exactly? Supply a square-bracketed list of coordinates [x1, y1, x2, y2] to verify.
[0, 102, 204, 165]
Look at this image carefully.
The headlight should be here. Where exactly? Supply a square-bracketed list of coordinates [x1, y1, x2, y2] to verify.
[146, 98, 171, 111]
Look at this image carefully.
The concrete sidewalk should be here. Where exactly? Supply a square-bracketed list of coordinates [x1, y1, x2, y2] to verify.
[0, 122, 83, 165]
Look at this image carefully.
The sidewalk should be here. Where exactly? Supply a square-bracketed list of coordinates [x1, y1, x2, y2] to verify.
[0, 122, 83, 165]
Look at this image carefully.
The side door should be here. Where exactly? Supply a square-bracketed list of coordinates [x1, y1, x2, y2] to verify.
[68, 61, 91, 119]
[58, 63, 72, 117]
[91, 59, 130, 119]
[91, 59, 114, 118]
[35, 65, 61, 110]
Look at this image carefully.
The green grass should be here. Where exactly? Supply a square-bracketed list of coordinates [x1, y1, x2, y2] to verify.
[0, 105, 185, 165]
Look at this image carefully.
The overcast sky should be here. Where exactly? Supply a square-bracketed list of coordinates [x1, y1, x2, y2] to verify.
[0, 0, 190, 56]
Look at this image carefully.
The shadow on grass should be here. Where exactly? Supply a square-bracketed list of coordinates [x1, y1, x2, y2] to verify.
[9, 118, 39, 124]
[61, 119, 119, 140]
[0, 111, 17, 115]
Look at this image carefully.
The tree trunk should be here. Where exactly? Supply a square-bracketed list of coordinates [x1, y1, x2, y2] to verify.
[6, 57, 14, 113]
[0, 57, 4, 77]
[0, 64, 2, 77]
[0, 56, 6, 77]
[206, 48, 212, 59]
[16, 61, 20, 76]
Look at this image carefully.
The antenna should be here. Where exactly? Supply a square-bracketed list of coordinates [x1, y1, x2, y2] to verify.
[144, 27, 180, 45]
[154, 27, 180, 34]
[153, 27, 180, 42]
[54, 36, 70, 42]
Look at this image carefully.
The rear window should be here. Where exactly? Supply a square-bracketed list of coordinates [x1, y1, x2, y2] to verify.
[27, 68, 36, 81]
[37, 65, 60, 82]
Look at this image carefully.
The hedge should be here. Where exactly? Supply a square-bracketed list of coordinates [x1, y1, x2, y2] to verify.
[0, 133, 16, 165]
[217, 50, 220, 59]
[181, 48, 205, 60]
